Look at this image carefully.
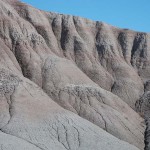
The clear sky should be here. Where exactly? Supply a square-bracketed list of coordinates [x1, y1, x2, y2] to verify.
[21, 0, 150, 32]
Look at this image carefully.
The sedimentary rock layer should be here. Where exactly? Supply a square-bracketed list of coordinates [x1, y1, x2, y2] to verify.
[0, 0, 149, 149]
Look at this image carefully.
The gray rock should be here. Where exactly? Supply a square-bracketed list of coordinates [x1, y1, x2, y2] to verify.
[0, 0, 148, 149]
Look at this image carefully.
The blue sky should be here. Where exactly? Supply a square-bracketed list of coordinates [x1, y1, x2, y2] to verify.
[21, 0, 150, 32]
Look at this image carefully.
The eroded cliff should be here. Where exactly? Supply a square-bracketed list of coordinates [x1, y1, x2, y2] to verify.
[0, 0, 149, 149]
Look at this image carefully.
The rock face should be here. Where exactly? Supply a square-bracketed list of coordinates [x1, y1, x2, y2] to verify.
[136, 92, 150, 150]
[0, 0, 149, 149]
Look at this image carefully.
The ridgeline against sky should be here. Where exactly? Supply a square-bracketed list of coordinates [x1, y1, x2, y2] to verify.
[22, 0, 150, 32]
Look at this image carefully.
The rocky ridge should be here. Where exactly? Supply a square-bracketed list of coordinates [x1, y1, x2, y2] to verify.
[0, 0, 149, 149]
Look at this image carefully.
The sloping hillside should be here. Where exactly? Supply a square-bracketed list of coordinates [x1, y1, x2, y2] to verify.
[0, 0, 149, 149]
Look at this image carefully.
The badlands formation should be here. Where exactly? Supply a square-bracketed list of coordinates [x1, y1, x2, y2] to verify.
[0, 0, 150, 149]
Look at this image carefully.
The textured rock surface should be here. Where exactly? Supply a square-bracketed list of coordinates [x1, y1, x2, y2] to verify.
[0, 0, 149, 149]
[0, 68, 140, 150]
[136, 92, 150, 150]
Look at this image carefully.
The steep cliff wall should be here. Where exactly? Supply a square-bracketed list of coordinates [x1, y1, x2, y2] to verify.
[0, 0, 149, 149]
